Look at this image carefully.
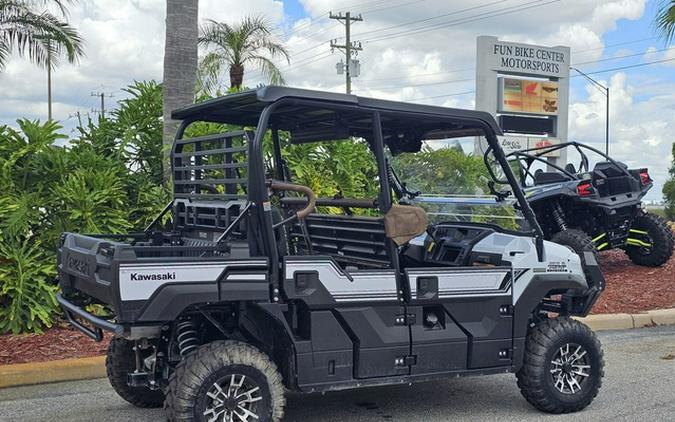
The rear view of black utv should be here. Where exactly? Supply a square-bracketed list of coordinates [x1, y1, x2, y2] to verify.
[507, 141, 673, 267]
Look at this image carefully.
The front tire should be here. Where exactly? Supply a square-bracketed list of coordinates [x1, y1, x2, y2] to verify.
[625, 212, 673, 267]
[106, 337, 165, 408]
[516, 317, 604, 414]
[165, 340, 285, 422]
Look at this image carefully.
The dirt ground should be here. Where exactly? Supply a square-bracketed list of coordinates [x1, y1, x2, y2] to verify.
[1, 251, 674, 365]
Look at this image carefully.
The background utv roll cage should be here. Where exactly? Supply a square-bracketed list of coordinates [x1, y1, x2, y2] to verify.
[502, 141, 633, 186]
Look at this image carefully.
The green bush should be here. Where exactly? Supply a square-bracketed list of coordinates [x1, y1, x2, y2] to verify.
[0, 81, 168, 334]
[0, 238, 57, 334]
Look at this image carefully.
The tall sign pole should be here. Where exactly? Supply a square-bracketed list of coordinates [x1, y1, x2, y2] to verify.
[330, 11, 363, 94]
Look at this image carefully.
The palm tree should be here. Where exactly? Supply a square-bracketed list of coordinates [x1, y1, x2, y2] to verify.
[198, 16, 290, 91]
[654, 0, 675, 43]
[162, 0, 198, 183]
[1, 0, 84, 120]
[0, 0, 83, 70]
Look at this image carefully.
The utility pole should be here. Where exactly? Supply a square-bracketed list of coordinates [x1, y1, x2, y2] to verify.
[91, 91, 113, 118]
[47, 40, 52, 120]
[68, 110, 85, 128]
[330, 11, 362, 94]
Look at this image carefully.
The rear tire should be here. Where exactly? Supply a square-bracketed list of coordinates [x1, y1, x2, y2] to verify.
[106, 337, 165, 408]
[516, 317, 604, 414]
[625, 212, 673, 267]
[551, 229, 598, 268]
[165, 340, 285, 422]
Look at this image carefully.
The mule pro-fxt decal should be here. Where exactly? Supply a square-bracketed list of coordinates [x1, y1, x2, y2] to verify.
[119, 261, 266, 301]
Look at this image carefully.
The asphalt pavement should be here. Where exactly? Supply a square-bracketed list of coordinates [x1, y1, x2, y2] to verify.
[1, 326, 673, 422]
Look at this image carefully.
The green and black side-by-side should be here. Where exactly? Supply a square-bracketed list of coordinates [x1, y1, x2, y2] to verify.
[503, 141, 673, 268]
[57, 87, 606, 422]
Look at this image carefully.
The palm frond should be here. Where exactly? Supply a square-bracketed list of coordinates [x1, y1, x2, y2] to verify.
[654, 0, 675, 43]
[249, 54, 285, 85]
[197, 51, 225, 94]
[0, 1, 84, 69]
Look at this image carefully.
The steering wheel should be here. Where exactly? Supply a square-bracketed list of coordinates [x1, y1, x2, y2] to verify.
[268, 180, 316, 219]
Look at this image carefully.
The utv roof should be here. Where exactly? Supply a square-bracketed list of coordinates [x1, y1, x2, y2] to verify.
[171, 86, 502, 141]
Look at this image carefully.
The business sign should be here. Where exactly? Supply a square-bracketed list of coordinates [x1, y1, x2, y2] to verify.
[499, 78, 559, 115]
[475, 36, 570, 164]
[480, 38, 570, 78]
[499, 136, 560, 157]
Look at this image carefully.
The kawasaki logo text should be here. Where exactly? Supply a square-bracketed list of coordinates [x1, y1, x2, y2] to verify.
[130, 272, 176, 281]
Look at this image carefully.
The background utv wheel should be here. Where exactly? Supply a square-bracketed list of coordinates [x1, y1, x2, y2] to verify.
[165, 340, 285, 422]
[106, 337, 165, 408]
[551, 229, 598, 267]
[625, 212, 673, 267]
[516, 317, 604, 414]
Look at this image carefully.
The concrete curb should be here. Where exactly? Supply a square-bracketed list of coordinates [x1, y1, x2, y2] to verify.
[575, 308, 675, 331]
[0, 355, 105, 389]
[0, 309, 673, 389]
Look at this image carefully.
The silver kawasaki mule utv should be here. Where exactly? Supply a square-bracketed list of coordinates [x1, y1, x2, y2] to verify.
[56, 87, 605, 421]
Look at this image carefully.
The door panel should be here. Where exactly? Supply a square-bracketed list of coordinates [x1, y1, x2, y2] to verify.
[405, 250, 514, 374]
[283, 257, 409, 381]
[336, 306, 410, 378]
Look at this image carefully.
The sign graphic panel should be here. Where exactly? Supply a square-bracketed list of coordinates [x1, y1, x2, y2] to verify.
[499, 78, 558, 115]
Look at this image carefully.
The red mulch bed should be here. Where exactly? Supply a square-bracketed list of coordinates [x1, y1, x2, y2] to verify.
[592, 249, 675, 314]
[0, 324, 111, 365]
[1, 251, 674, 365]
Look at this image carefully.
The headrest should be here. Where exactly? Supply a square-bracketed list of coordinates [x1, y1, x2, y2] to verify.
[384, 204, 428, 246]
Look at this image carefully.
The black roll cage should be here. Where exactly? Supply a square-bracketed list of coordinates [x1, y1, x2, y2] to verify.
[502, 141, 632, 187]
[169, 94, 546, 268]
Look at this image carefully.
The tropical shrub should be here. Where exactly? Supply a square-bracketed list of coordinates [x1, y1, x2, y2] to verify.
[0, 237, 57, 334]
[0, 81, 167, 334]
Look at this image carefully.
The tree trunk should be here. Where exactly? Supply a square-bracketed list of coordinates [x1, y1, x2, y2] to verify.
[162, 0, 199, 184]
[230, 63, 244, 89]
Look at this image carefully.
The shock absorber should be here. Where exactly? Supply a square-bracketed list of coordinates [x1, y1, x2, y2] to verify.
[175, 320, 200, 357]
[551, 201, 568, 231]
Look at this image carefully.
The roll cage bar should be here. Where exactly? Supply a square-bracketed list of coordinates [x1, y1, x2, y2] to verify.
[502, 141, 632, 187]
[167, 89, 546, 266]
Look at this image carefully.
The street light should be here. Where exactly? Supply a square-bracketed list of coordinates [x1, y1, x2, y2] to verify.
[570, 66, 610, 155]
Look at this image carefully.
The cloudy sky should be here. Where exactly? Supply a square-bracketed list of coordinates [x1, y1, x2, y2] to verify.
[1, 0, 673, 200]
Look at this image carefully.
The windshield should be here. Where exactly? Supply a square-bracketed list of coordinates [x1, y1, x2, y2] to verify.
[389, 139, 532, 233]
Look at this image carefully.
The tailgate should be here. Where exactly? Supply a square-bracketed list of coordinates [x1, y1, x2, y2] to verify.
[57, 233, 126, 310]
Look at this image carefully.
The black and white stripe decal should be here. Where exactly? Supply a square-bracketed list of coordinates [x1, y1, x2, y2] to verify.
[285, 260, 398, 302]
[407, 268, 512, 299]
[119, 261, 266, 301]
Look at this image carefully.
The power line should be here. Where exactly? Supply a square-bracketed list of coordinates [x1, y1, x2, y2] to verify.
[350, 0, 512, 40]
[366, 77, 474, 89]
[571, 57, 675, 77]
[361, 0, 559, 43]
[573, 45, 675, 66]
[409, 90, 476, 101]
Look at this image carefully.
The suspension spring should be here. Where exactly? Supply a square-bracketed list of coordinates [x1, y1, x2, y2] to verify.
[551, 201, 568, 231]
[176, 320, 200, 357]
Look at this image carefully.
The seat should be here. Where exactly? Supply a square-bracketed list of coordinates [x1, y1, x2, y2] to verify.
[564, 163, 577, 174]
[534, 171, 568, 185]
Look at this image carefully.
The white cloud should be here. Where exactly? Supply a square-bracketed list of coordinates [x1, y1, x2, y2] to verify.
[570, 72, 675, 200]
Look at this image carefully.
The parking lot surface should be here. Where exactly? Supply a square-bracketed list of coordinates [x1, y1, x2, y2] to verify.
[1, 326, 673, 422]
